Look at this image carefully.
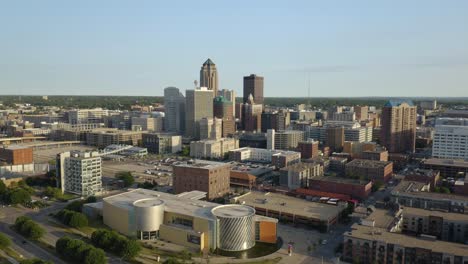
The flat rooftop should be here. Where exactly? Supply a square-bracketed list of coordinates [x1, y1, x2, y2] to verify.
[346, 224, 468, 256]
[366, 208, 400, 229]
[311, 176, 371, 186]
[393, 180, 429, 193]
[235, 191, 344, 221]
[346, 159, 392, 168]
[392, 182, 468, 202]
[173, 159, 231, 169]
[403, 207, 468, 222]
[422, 158, 468, 168]
[103, 189, 219, 220]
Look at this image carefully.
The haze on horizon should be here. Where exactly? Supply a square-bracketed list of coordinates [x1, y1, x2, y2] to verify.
[1, 0, 467, 97]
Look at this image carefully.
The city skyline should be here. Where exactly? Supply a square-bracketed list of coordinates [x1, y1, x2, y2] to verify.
[1, 1, 467, 97]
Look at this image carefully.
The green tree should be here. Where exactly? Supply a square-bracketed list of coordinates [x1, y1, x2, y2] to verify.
[163, 258, 183, 264]
[68, 212, 89, 228]
[84, 248, 106, 264]
[371, 181, 383, 192]
[115, 171, 134, 187]
[0, 180, 7, 195]
[86, 196, 97, 203]
[0, 233, 11, 249]
[14, 216, 45, 241]
[66, 201, 84, 212]
[181, 146, 190, 157]
[7, 188, 31, 204]
[119, 239, 141, 260]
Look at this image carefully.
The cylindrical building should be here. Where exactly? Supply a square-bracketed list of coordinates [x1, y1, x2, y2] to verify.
[212, 204, 256, 251]
[133, 198, 165, 240]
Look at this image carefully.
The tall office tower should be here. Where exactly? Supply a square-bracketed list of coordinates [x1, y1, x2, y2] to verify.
[354, 106, 369, 121]
[432, 118, 468, 159]
[242, 94, 263, 132]
[214, 96, 236, 137]
[326, 126, 345, 152]
[218, 89, 236, 117]
[199, 117, 222, 140]
[200, 58, 219, 96]
[56, 150, 102, 197]
[243, 74, 264, 104]
[380, 100, 417, 153]
[164, 87, 186, 134]
[185, 87, 214, 140]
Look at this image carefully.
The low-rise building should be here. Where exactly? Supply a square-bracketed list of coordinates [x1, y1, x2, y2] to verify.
[402, 207, 468, 244]
[392, 181, 468, 214]
[86, 129, 144, 148]
[100, 189, 278, 252]
[190, 137, 239, 159]
[233, 191, 346, 232]
[421, 158, 468, 178]
[403, 168, 440, 190]
[308, 176, 372, 200]
[173, 160, 231, 200]
[230, 170, 256, 190]
[229, 147, 301, 168]
[279, 162, 323, 189]
[0, 146, 33, 165]
[361, 150, 389, 161]
[142, 133, 182, 154]
[345, 159, 393, 182]
[343, 223, 468, 264]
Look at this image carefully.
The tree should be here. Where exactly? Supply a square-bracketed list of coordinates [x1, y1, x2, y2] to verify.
[7, 188, 31, 204]
[14, 216, 45, 240]
[115, 171, 134, 187]
[66, 201, 84, 212]
[0, 233, 11, 249]
[119, 239, 141, 260]
[0, 180, 7, 195]
[68, 212, 89, 228]
[181, 146, 190, 157]
[84, 248, 106, 264]
[86, 196, 97, 203]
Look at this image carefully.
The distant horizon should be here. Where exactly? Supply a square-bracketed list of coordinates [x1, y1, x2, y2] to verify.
[1, 94, 467, 100]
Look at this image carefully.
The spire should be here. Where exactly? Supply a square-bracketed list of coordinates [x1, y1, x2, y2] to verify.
[203, 58, 215, 66]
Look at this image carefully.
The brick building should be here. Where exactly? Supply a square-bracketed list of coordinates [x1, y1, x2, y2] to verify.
[308, 176, 372, 200]
[345, 159, 393, 182]
[0, 146, 33, 165]
[172, 160, 231, 200]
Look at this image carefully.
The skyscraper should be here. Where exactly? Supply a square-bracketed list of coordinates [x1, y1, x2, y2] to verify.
[380, 100, 417, 153]
[218, 89, 236, 117]
[242, 94, 263, 132]
[214, 96, 236, 137]
[164, 87, 186, 134]
[200, 58, 219, 96]
[243, 74, 264, 104]
[185, 87, 214, 140]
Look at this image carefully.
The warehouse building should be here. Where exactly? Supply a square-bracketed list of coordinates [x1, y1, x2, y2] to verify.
[100, 189, 277, 252]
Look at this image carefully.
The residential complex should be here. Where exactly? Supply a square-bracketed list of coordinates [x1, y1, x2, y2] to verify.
[56, 150, 102, 196]
[380, 100, 417, 153]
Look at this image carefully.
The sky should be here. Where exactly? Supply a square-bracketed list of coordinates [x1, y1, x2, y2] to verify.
[0, 0, 467, 97]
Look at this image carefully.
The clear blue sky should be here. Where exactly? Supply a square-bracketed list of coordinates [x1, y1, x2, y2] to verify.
[1, 0, 467, 97]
